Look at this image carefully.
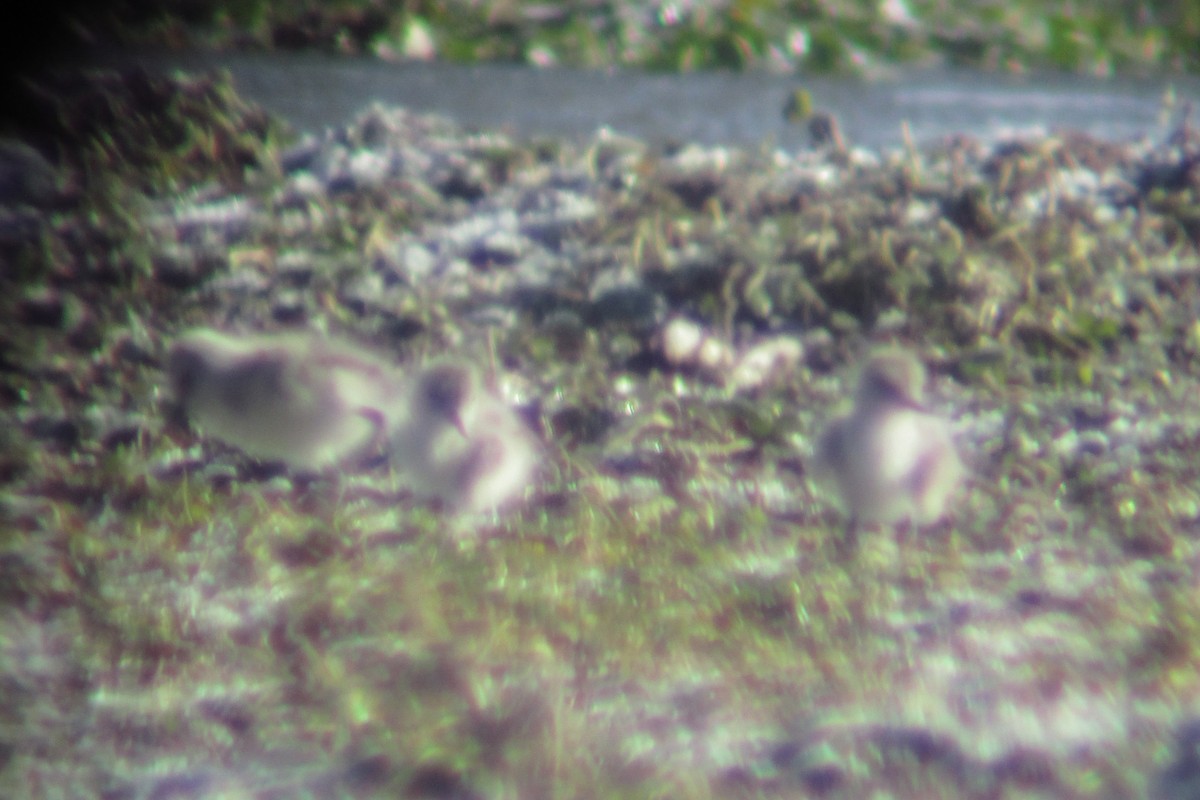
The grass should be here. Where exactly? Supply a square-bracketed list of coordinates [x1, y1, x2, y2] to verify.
[2, 66, 1200, 797]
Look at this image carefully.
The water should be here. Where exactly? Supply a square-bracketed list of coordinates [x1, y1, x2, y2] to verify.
[122, 51, 1198, 150]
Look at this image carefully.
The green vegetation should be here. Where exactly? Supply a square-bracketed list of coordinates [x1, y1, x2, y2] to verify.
[3, 66, 1200, 797]
[69, 0, 1200, 75]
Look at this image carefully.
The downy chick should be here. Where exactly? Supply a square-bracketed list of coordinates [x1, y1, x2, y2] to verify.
[817, 349, 963, 537]
[167, 329, 400, 470]
[389, 362, 538, 514]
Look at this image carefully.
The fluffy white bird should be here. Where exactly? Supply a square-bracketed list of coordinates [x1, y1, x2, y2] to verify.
[817, 349, 963, 540]
[388, 362, 538, 514]
[167, 329, 401, 470]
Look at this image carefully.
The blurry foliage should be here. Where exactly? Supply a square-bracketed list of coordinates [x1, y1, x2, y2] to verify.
[64, 0, 1200, 74]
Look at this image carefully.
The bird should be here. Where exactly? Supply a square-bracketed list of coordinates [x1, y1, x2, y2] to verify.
[166, 328, 402, 470]
[387, 362, 538, 515]
[816, 349, 963, 546]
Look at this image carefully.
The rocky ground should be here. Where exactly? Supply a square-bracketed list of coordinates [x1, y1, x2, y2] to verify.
[2, 67, 1200, 798]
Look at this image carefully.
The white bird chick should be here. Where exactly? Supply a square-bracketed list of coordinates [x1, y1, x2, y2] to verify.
[167, 329, 401, 470]
[817, 349, 963, 536]
[389, 362, 538, 514]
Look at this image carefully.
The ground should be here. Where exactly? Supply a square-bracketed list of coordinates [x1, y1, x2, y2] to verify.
[1, 67, 1200, 798]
